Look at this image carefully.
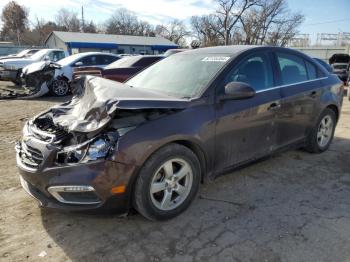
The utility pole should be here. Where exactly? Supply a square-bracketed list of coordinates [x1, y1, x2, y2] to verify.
[81, 6, 85, 32]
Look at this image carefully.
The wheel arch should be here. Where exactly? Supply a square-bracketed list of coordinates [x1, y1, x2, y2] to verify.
[170, 140, 208, 183]
[326, 104, 339, 122]
[56, 74, 69, 82]
[126, 139, 208, 212]
[128, 138, 208, 189]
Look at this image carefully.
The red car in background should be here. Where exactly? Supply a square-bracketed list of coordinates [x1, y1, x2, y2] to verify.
[73, 55, 164, 82]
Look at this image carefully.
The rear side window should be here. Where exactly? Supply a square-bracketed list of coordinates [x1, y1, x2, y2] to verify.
[98, 55, 119, 65]
[224, 53, 274, 91]
[79, 55, 98, 66]
[277, 52, 307, 85]
[305, 60, 317, 79]
[134, 57, 161, 67]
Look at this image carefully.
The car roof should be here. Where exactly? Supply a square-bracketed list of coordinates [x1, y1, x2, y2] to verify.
[177, 45, 313, 58]
[71, 52, 120, 58]
[181, 45, 260, 56]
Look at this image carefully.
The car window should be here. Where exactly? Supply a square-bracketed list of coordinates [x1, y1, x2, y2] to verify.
[78, 55, 99, 66]
[126, 53, 230, 98]
[49, 51, 65, 62]
[305, 60, 317, 79]
[98, 55, 119, 65]
[333, 64, 347, 70]
[133, 57, 161, 67]
[224, 53, 274, 91]
[277, 52, 307, 85]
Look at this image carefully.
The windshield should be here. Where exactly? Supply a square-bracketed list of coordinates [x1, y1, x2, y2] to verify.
[126, 53, 230, 98]
[30, 50, 49, 61]
[105, 56, 141, 69]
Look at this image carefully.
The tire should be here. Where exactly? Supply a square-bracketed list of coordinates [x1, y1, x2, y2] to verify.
[11, 70, 22, 86]
[133, 143, 201, 221]
[305, 108, 336, 153]
[49, 78, 69, 96]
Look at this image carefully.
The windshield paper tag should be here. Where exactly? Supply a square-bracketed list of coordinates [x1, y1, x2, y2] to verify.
[202, 57, 230, 62]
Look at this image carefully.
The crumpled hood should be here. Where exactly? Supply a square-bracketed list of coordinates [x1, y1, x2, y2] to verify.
[22, 61, 61, 75]
[47, 76, 189, 133]
[22, 61, 47, 75]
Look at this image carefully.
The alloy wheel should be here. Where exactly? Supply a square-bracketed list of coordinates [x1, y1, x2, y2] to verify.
[317, 115, 334, 147]
[52, 80, 69, 96]
[150, 158, 193, 211]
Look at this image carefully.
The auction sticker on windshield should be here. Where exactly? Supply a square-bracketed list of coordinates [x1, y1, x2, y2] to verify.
[201, 57, 230, 62]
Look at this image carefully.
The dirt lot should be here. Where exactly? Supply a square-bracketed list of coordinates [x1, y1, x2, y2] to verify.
[1, 81, 350, 262]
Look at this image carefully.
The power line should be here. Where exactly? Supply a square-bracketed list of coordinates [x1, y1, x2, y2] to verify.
[304, 18, 350, 26]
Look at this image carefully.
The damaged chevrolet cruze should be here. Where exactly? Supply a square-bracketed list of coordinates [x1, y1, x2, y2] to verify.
[16, 46, 343, 220]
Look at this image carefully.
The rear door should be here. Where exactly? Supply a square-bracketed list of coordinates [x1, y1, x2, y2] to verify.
[273, 51, 323, 147]
[214, 51, 282, 172]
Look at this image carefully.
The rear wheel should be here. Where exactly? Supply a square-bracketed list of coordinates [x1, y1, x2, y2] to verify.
[49, 79, 69, 96]
[305, 108, 336, 153]
[133, 144, 201, 221]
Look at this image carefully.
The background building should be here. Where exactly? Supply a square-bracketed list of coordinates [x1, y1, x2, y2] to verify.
[45, 31, 178, 55]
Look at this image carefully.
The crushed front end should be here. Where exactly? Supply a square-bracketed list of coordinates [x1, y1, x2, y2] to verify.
[16, 76, 187, 213]
[16, 114, 137, 213]
[19, 62, 60, 98]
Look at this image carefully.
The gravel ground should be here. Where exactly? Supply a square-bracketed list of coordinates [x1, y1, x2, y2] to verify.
[1, 81, 350, 262]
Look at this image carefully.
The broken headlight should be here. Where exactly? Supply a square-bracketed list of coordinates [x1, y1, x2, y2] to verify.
[85, 138, 113, 161]
[56, 132, 118, 164]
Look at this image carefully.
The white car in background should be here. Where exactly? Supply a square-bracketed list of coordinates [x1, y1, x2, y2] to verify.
[0, 49, 67, 84]
[0, 49, 40, 60]
[22, 52, 121, 96]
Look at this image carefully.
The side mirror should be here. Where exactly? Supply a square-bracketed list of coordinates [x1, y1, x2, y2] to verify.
[74, 61, 83, 67]
[220, 82, 255, 100]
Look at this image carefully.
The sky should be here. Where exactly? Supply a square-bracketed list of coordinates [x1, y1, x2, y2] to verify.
[0, 0, 349, 44]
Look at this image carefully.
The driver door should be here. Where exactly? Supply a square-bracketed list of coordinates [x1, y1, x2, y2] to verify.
[214, 51, 282, 172]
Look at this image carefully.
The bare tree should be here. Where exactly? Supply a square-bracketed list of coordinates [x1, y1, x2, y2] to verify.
[215, 0, 260, 45]
[105, 8, 155, 36]
[55, 8, 80, 32]
[136, 21, 155, 36]
[266, 13, 304, 46]
[191, 15, 223, 46]
[155, 20, 189, 46]
[0, 1, 28, 45]
[239, 0, 304, 46]
[83, 20, 97, 33]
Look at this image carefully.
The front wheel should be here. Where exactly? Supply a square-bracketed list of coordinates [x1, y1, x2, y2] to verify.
[133, 144, 201, 221]
[49, 79, 69, 96]
[305, 108, 336, 153]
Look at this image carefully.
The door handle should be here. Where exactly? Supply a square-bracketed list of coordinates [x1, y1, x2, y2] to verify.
[268, 102, 281, 111]
[310, 91, 317, 98]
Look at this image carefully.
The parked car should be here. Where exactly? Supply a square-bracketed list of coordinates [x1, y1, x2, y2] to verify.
[0, 49, 40, 60]
[73, 55, 164, 83]
[329, 53, 350, 83]
[16, 46, 343, 221]
[0, 49, 66, 84]
[21, 52, 121, 96]
[313, 58, 333, 73]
